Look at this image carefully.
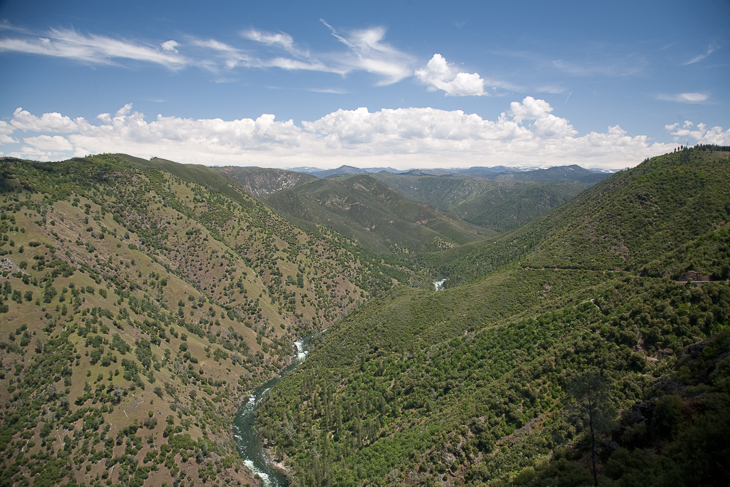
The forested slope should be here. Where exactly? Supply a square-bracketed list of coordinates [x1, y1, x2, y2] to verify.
[430, 149, 730, 286]
[256, 147, 730, 486]
[264, 174, 491, 254]
[369, 172, 585, 234]
[0, 148, 727, 487]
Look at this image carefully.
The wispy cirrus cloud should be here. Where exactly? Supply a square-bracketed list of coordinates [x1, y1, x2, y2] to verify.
[536, 86, 567, 95]
[0, 27, 188, 69]
[0, 21, 414, 85]
[305, 87, 348, 94]
[189, 38, 252, 70]
[242, 29, 308, 57]
[684, 44, 717, 65]
[656, 92, 709, 103]
[0, 21, 519, 94]
[192, 22, 414, 83]
[235, 22, 416, 84]
[550, 56, 645, 77]
[319, 20, 415, 84]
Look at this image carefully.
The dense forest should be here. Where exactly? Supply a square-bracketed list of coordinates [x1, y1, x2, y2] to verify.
[0, 146, 728, 486]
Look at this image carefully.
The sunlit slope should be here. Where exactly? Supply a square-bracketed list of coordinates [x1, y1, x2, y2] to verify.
[0, 153, 410, 486]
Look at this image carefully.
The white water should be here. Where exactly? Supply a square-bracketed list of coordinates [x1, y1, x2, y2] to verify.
[433, 278, 447, 291]
[243, 459, 272, 486]
[294, 338, 308, 361]
[234, 334, 317, 487]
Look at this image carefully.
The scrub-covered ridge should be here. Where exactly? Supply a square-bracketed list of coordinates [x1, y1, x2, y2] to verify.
[0, 154, 413, 486]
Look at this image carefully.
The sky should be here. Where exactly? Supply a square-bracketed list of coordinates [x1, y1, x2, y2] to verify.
[0, 0, 728, 170]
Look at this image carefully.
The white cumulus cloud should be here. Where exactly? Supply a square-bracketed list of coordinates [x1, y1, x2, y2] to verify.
[504, 96, 577, 138]
[666, 121, 730, 145]
[5, 98, 682, 169]
[415, 54, 486, 96]
[11, 107, 82, 132]
[8, 146, 58, 161]
[161, 40, 179, 53]
[0, 121, 17, 144]
[23, 135, 73, 151]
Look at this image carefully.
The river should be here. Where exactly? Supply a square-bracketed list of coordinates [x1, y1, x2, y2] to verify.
[233, 336, 312, 487]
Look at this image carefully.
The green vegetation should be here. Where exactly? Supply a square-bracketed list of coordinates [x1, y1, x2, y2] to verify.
[428, 148, 730, 287]
[369, 171, 586, 233]
[496, 164, 610, 187]
[264, 174, 492, 254]
[1, 146, 728, 486]
[0, 153, 418, 486]
[255, 147, 730, 486]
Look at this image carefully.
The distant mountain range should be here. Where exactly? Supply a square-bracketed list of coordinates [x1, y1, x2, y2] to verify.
[288, 164, 615, 180]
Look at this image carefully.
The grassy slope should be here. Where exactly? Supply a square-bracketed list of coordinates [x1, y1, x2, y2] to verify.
[256, 148, 730, 486]
[0, 154, 413, 487]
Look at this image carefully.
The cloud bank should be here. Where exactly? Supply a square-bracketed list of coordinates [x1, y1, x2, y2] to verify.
[2, 97, 699, 169]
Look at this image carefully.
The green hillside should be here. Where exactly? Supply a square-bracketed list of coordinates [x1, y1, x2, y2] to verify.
[0, 154, 413, 486]
[255, 147, 730, 486]
[264, 174, 492, 254]
[1, 147, 728, 487]
[369, 172, 585, 233]
[430, 149, 730, 286]
[496, 164, 610, 187]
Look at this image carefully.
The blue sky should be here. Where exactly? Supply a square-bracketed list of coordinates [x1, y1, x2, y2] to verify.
[0, 0, 728, 169]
